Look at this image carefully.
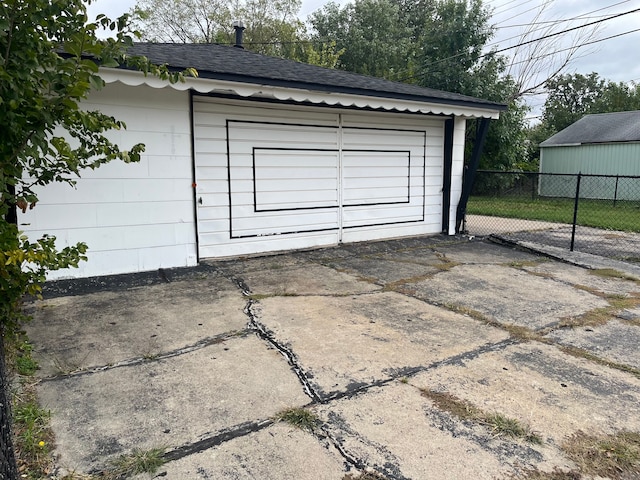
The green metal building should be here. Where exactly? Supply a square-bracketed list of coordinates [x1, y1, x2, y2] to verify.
[539, 110, 640, 200]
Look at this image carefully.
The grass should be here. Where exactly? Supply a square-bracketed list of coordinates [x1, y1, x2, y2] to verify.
[507, 467, 582, 479]
[14, 340, 39, 376]
[421, 389, 542, 444]
[5, 331, 55, 478]
[563, 430, 640, 478]
[11, 390, 54, 478]
[274, 407, 321, 433]
[511, 430, 640, 479]
[468, 196, 640, 232]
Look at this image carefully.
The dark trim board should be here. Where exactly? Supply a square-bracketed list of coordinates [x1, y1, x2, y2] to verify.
[189, 90, 200, 262]
[441, 118, 454, 233]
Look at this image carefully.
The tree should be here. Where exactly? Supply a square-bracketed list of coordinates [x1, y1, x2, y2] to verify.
[132, 0, 309, 58]
[410, 0, 503, 97]
[541, 73, 640, 134]
[541, 72, 605, 133]
[591, 80, 640, 114]
[309, 0, 413, 79]
[0, 0, 192, 473]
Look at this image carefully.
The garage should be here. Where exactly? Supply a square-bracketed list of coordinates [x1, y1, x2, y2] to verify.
[18, 43, 505, 279]
[193, 97, 445, 258]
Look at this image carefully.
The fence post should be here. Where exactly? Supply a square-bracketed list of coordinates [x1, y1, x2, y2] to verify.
[570, 172, 582, 252]
[614, 175, 619, 207]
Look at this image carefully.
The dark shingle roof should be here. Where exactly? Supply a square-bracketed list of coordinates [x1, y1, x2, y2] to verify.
[540, 110, 640, 147]
[127, 43, 506, 112]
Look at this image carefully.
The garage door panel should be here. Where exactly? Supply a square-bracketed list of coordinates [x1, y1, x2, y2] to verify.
[256, 190, 339, 211]
[255, 166, 338, 181]
[342, 129, 425, 148]
[256, 177, 337, 190]
[231, 209, 339, 238]
[229, 123, 339, 148]
[343, 204, 424, 227]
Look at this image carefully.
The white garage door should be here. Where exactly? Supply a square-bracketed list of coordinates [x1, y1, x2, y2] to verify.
[193, 97, 444, 258]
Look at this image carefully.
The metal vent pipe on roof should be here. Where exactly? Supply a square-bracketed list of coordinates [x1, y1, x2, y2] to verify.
[232, 21, 245, 49]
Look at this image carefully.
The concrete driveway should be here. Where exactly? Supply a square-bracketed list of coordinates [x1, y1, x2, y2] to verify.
[24, 235, 640, 479]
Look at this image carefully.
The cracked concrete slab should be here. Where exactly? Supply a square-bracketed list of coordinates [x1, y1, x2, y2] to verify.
[152, 422, 347, 480]
[209, 254, 310, 275]
[411, 342, 640, 445]
[522, 262, 640, 297]
[547, 320, 640, 369]
[255, 292, 509, 398]
[37, 335, 309, 474]
[24, 276, 248, 377]
[236, 263, 382, 296]
[316, 382, 567, 480]
[434, 240, 543, 265]
[319, 256, 442, 285]
[408, 264, 609, 329]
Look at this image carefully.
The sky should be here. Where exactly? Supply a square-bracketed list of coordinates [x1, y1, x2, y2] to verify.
[86, 0, 640, 115]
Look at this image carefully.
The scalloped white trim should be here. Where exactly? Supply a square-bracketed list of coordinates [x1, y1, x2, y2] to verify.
[100, 68, 501, 119]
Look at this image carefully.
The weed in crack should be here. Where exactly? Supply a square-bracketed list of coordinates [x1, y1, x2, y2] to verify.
[421, 389, 542, 444]
[274, 407, 321, 433]
[343, 471, 390, 480]
[506, 260, 548, 269]
[52, 353, 90, 376]
[590, 268, 640, 283]
[433, 253, 460, 272]
[441, 303, 543, 342]
[248, 292, 301, 300]
[558, 307, 615, 329]
[556, 295, 640, 330]
[482, 413, 542, 444]
[557, 345, 640, 379]
[102, 447, 165, 479]
[505, 466, 581, 479]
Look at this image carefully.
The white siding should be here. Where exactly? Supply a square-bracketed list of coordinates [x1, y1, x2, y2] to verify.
[18, 84, 197, 279]
[193, 98, 449, 257]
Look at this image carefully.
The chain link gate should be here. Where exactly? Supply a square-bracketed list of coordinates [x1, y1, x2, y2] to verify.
[464, 170, 640, 263]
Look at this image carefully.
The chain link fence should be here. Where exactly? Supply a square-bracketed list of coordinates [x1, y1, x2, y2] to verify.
[1, 334, 18, 479]
[464, 170, 640, 263]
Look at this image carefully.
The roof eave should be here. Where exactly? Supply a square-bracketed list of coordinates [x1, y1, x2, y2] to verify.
[100, 68, 504, 119]
[539, 142, 582, 148]
[193, 70, 508, 112]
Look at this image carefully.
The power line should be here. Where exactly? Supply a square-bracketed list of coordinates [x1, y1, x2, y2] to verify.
[495, 0, 634, 30]
[492, 0, 541, 17]
[396, 6, 640, 82]
[493, 7, 640, 55]
[497, 14, 609, 30]
[506, 27, 640, 67]
[496, 1, 549, 24]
